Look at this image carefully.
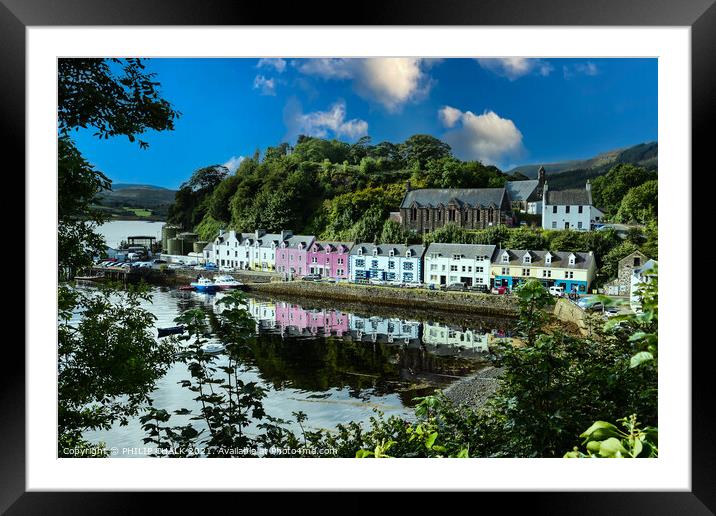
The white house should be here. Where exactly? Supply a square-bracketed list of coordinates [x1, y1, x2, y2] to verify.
[349, 314, 421, 345]
[630, 259, 657, 312]
[422, 321, 490, 352]
[423, 243, 497, 287]
[348, 243, 425, 285]
[541, 181, 604, 231]
[209, 229, 247, 268]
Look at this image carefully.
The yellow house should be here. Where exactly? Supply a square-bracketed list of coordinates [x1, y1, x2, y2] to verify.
[490, 249, 596, 293]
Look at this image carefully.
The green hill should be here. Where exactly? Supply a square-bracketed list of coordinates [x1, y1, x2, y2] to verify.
[508, 142, 657, 189]
[95, 183, 177, 220]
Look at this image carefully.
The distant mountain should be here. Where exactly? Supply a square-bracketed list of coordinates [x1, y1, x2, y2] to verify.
[508, 142, 658, 189]
[94, 183, 177, 220]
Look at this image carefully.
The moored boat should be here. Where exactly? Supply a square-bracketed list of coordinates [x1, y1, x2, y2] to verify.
[213, 275, 242, 290]
[190, 276, 218, 293]
[157, 325, 186, 338]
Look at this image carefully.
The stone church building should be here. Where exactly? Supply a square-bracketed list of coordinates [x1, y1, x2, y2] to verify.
[399, 183, 513, 233]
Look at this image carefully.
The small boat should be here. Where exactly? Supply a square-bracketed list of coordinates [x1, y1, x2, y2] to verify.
[200, 342, 226, 354]
[179, 285, 195, 291]
[157, 325, 186, 338]
[190, 277, 218, 293]
[74, 275, 105, 282]
[213, 275, 243, 290]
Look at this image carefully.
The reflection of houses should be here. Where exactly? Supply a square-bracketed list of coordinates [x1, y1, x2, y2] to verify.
[274, 302, 349, 336]
[245, 298, 277, 330]
[349, 243, 425, 285]
[424, 243, 496, 287]
[349, 314, 421, 345]
[491, 249, 596, 293]
[422, 321, 489, 353]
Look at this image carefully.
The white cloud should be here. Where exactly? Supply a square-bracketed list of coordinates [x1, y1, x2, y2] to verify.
[440, 106, 524, 166]
[253, 75, 276, 96]
[477, 58, 553, 80]
[564, 61, 599, 79]
[284, 99, 368, 141]
[257, 58, 287, 73]
[223, 155, 245, 173]
[294, 58, 435, 112]
[438, 105, 463, 128]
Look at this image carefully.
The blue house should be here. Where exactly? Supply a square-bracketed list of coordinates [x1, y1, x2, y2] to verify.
[349, 243, 425, 285]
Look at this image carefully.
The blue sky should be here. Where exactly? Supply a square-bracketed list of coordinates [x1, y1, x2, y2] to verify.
[70, 58, 657, 189]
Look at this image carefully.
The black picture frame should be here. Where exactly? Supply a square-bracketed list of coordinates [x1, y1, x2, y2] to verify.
[4, 0, 709, 512]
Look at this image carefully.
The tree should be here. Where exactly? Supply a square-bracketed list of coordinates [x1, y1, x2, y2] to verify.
[616, 180, 658, 224]
[402, 134, 452, 169]
[58, 136, 111, 279]
[58, 58, 179, 149]
[590, 164, 656, 216]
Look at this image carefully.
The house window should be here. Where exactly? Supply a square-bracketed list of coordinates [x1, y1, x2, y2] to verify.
[312, 257, 317, 263]
[355, 259, 365, 268]
[449, 210, 456, 221]
[430, 264, 438, 271]
[403, 262, 414, 270]
[403, 273, 414, 282]
[552, 221, 557, 229]
[523, 255, 531, 264]
[450, 265, 458, 272]
[475, 266, 484, 273]
[388, 261, 395, 269]
[501, 267, 509, 275]
[357, 249, 363, 256]
[565, 271, 574, 279]
[371, 260, 379, 268]
[522, 269, 530, 276]
[569, 255, 576, 266]
[389, 250, 394, 257]
[387, 272, 397, 280]
[336, 269, 344, 276]
[634, 257, 641, 267]
[565, 206, 570, 214]
[501, 254, 509, 263]
[578, 206, 583, 214]
[543, 270, 552, 278]
[553, 205, 557, 213]
[337, 258, 344, 265]
[577, 222, 583, 229]
[411, 208, 417, 221]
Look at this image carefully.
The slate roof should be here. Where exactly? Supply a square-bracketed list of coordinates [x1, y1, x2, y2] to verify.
[544, 188, 592, 206]
[350, 243, 426, 258]
[282, 234, 316, 249]
[493, 249, 595, 270]
[311, 241, 354, 253]
[425, 243, 497, 261]
[400, 188, 507, 209]
[506, 180, 540, 202]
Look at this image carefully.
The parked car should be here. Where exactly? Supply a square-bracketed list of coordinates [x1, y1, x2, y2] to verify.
[302, 274, 322, 281]
[220, 266, 236, 272]
[604, 307, 621, 318]
[491, 286, 508, 295]
[368, 278, 386, 285]
[549, 285, 565, 297]
[168, 263, 184, 270]
[445, 282, 467, 292]
[469, 284, 489, 293]
[153, 259, 167, 264]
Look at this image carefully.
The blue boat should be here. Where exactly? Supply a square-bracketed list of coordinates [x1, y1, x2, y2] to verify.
[190, 277, 218, 293]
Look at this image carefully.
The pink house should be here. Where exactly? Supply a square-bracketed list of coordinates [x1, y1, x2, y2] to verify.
[275, 302, 349, 336]
[307, 241, 354, 280]
[275, 234, 315, 278]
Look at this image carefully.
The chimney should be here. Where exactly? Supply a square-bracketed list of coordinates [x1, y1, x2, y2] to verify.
[219, 228, 225, 236]
[538, 166, 546, 186]
[405, 180, 412, 192]
[255, 228, 266, 239]
[281, 229, 293, 241]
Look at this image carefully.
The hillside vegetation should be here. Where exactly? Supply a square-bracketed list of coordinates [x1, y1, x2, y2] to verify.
[94, 183, 176, 219]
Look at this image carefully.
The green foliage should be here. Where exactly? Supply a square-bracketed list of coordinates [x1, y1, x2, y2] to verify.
[564, 415, 658, 458]
[599, 241, 641, 280]
[58, 284, 174, 456]
[514, 280, 553, 346]
[591, 164, 656, 216]
[58, 58, 179, 149]
[167, 165, 229, 230]
[195, 214, 223, 242]
[616, 180, 658, 224]
[58, 137, 111, 279]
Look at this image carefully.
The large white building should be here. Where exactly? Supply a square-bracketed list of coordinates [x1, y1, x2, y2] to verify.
[541, 181, 604, 231]
[348, 243, 425, 285]
[423, 243, 497, 288]
[205, 229, 293, 270]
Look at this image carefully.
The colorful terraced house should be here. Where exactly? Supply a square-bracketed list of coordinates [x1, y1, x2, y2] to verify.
[490, 249, 596, 293]
[307, 241, 353, 280]
[348, 243, 426, 285]
[275, 234, 315, 278]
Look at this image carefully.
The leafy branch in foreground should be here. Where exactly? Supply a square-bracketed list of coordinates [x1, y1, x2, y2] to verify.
[564, 415, 658, 458]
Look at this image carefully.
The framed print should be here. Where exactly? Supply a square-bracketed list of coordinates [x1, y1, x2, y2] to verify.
[4, 0, 711, 511]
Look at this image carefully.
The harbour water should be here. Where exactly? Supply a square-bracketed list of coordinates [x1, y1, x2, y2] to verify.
[96, 220, 165, 248]
[79, 285, 516, 456]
